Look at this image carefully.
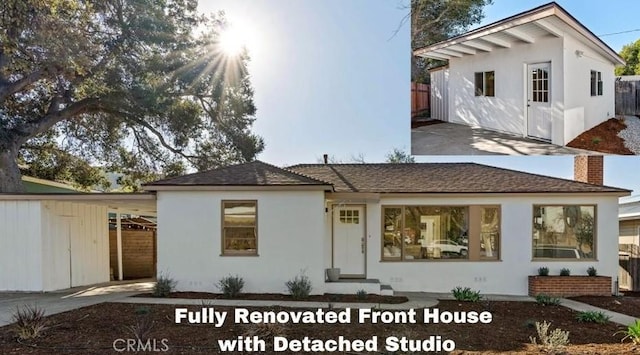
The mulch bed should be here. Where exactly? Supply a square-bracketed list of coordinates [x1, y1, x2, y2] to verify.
[0, 301, 636, 354]
[134, 292, 408, 304]
[569, 292, 640, 318]
[566, 117, 634, 154]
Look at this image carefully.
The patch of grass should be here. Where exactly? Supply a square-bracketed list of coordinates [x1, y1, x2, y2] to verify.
[530, 320, 570, 354]
[285, 273, 312, 300]
[587, 266, 598, 276]
[538, 267, 550, 276]
[616, 320, 640, 345]
[559, 268, 571, 276]
[591, 136, 602, 145]
[451, 286, 482, 302]
[576, 311, 610, 324]
[11, 304, 49, 340]
[217, 275, 245, 298]
[152, 274, 177, 297]
[536, 294, 561, 306]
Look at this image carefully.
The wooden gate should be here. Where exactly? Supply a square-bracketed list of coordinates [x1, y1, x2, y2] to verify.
[615, 79, 640, 116]
[411, 82, 430, 118]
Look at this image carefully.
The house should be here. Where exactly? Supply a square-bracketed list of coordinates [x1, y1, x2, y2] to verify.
[143, 156, 629, 296]
[414, 2, 625, 146]
[619, 195, 640, 291]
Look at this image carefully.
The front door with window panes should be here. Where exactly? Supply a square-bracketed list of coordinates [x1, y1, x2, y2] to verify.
[527, 62, 552, 141]
[333, 206, 365, 277]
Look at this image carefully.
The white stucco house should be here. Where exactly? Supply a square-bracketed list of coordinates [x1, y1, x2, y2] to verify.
[415, 2, 625, 146]
[144, 156, 629, 296]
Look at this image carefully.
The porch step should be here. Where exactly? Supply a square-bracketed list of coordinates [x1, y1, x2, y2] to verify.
[380, 284, 394, 296]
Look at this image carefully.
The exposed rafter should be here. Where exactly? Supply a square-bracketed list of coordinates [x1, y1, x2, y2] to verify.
[480, 35, 512, 48]
[504, 28, 536, 43]
[432, 49, 463, 58]
[462, 40, 493, 52]
[447, 45, 477, 55]
[534, 18, 563, 37]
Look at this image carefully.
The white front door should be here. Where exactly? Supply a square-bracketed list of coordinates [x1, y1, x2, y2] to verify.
[333, 206, 365, 277]
[527, 62, 552, 141]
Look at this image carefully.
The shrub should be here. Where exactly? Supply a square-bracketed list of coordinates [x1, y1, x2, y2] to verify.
[217, 275, 245, 298]
[559, 268, 570, 276]
[451, 286, 482, 302]
[587, 266, 597, 276]
[529, 320, 570, 354]
[134, 306, 151, 315]
[152, 274, 176, 297]
[537, 267, 550, 276]
[576, 311, 610, 324]
[126, 315, 154, 341]
[356, 289, 368, 300]
[616, 320, 640, 345]
[285, 273, 312, 299]
[243, 323, 287, 347]
[535, 294, 561, 306]
[11, 304, 48, 340]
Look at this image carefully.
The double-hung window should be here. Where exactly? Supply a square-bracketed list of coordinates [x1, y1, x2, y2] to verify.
[222, 201, 257, 255]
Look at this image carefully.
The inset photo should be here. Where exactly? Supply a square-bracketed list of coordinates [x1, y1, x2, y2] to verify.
[411, 1, 640, 156]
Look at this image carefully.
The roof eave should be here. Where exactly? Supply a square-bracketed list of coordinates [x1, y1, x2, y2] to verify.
[142, 184, 334, 192]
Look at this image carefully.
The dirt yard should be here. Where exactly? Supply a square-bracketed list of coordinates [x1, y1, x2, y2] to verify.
[134, 292, 408, 304]
[570, 292, 640, 318]
[0, 300, 637, 354]
[566, 117, 634, 154]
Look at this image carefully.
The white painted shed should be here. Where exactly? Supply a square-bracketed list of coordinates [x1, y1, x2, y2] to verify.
[0, 194, 156, 291]
[415, 2, 625, 146]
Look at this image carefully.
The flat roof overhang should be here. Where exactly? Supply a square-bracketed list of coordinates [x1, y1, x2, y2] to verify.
[413, 2, 624, 66]
[0, 193, 157, 216]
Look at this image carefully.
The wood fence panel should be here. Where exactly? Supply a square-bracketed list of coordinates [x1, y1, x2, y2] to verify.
[411, 82, 430, 117]
[615, 80, 640, 116]
[109, 229, 156, 279]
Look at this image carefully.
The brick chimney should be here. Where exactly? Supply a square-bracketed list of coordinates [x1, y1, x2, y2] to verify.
[574, 155, 603, 185]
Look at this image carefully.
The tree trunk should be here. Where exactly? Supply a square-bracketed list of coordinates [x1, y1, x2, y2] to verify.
[0, 145, 24, 193]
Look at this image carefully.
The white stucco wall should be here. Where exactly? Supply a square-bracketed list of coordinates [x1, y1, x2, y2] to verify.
[447, 36, 564, 138]
[156, 190, 327, 294]
[0, 201, 44, 291]
[362, 194, 619, 296]
[41, 201, 110, 291]
[563, 34, 616, 139]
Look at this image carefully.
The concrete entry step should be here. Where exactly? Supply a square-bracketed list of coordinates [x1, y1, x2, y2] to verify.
[380, 284, 394, 296]
[324, 278, 384, 295]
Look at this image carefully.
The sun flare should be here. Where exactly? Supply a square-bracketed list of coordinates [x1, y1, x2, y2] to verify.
[219, 26, 248, 56]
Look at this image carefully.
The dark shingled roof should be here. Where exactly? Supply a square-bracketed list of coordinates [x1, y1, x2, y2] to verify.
[286, 163, 629, 194]
[145, 161, 330, 187]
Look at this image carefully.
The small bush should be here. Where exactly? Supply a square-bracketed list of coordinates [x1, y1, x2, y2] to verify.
[11, 304, 48, 340]
[134, 306, 151, 315]
[285, 273, 312, 299]
[616, 320, 640, 345]
[538, 267, 550, 276]
[536, 294, 561, 306]
[243, 323, 287, 347]
[451, 286, 482, 302]
[576, 311, 610, 324]
[152, 274, 176, 297]
[559, 268, 570, 276]
[356, 289, 368, 300]
[529, 320, 570, 354]
[217, 275, 245, 298]
[126, 315, 154, 341]
[587, 266, 597, 276]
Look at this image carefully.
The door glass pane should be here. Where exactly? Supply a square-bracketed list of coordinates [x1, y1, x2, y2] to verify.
[543, 91, 548, 102]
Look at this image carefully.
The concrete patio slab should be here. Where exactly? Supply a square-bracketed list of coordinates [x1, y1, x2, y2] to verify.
[0, 280, 153, 327]
[411, 122, 599, 155]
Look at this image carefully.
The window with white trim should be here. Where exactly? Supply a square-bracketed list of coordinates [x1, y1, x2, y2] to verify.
[475, 71, 495, 97]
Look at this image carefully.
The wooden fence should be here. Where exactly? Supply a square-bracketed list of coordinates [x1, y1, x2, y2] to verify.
[615, 79, 640, 116]
[411, 82, 430, 118]
[619, 243, 640, 291]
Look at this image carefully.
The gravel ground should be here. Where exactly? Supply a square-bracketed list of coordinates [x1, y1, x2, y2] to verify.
[618, 115, 640, 154]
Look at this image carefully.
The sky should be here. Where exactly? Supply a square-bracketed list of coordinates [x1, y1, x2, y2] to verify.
[199, 0, 640, 195]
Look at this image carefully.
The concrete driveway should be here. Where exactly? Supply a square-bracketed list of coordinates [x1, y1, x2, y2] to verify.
[411, 122, 598, 155]
[0, 280, 153, 327]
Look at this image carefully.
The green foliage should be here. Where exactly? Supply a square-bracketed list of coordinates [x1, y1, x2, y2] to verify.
[152, 274, 176, 298]
[385, 148, 415, 163]
[616, 320, 640, 344]
[134, 306, 151, 315]
[559, 268, 570, 276]
[538, 267, 550, 276]
[0, 0, 264, 192]
[576, 311, 610, 324]
[529, 320, 570, 354]
[616, 39, 640, 76]
[217, 275, 245, 298]
[587, 266, 598, 276]
[356, 289, 368, 300]
[285, 273, 312, 300]
[451, 286, 482, 302]
[535, 294, 561, 306]
[11, 304, 48, 340]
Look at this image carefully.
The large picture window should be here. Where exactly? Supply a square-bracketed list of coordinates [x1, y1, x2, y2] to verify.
[532, 205, 596, 259]
[222, 201, 257, 255]
[382, 205, 500, 261]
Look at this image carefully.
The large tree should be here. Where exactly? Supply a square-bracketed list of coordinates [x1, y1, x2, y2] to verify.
[0, 0, 264, 192]
[616, 39, 640, 76]
[411, 0, 493, 82]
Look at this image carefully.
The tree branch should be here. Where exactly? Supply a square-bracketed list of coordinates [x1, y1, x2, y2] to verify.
[0, 68, 47, 103]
